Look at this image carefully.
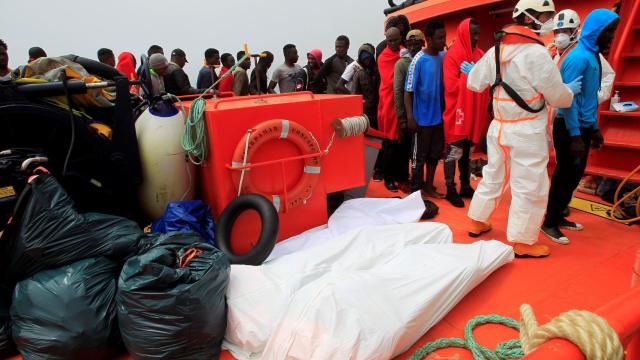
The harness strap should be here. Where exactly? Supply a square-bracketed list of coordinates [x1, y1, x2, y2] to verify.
[490, 30, 546, 114]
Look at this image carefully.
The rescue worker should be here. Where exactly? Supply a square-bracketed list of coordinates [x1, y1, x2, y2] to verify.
[464, 0, 582, 258]
[543, 9, 619, 244]
[550, 9, 615, 105]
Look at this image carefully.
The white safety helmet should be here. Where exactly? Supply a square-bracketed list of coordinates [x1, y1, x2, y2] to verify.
[553, 9, 581, 30]
[513, 0, 556, 19]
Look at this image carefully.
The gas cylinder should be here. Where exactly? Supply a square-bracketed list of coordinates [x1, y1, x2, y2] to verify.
[135, 103, 195, 220]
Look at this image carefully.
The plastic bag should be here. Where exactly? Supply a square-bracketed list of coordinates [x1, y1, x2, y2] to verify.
[11, 257, 119, 360]
[117, 232, 230, 360]
[0, 174, 141, 285]
[151, 200, 215, 245]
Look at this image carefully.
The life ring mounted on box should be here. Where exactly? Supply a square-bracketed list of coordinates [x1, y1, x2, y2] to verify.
[231, 119, 321, 212]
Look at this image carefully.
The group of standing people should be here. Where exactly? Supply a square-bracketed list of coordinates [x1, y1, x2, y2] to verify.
[375, 16, 489, 210]
[93, 0, 619, 259]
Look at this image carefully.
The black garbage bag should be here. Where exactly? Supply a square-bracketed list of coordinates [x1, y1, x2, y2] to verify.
[0, 287, 16, 357]
[11, 257, 119, 360]
[117, 232, 230, 360]
[0, 174, 141, 285]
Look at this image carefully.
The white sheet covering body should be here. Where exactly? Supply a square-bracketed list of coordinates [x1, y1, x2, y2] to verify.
[266, 191, 426, 262]
[224, 220, 513, 359]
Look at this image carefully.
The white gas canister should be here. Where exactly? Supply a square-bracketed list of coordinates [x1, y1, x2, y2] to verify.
[135, 108, 195, 220]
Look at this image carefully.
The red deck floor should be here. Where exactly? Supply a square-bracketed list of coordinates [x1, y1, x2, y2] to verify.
[364, 173, 639, 359]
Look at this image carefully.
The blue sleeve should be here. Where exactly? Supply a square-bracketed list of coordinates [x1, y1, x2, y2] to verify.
[405, 57, 421, 92]
[559, 54, 587, 137]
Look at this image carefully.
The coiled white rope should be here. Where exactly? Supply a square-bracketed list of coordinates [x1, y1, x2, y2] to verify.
[326, 115, 370, 154]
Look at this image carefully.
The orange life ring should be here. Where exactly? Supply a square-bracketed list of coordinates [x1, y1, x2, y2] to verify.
[231, 119, 321, 211]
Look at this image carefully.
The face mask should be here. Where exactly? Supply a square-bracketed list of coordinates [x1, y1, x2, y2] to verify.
[554, 33, 572, 49]
[525, 11, 554, 35]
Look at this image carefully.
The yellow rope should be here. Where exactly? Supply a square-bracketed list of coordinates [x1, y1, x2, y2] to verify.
[519, 304, 624, 360]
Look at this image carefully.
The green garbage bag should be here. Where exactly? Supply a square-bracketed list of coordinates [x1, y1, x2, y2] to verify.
[117, 232, 230, 360]
[0, 174, 141, 285]
[11, 257, 119, 360]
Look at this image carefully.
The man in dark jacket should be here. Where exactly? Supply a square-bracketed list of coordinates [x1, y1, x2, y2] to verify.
[164, 48, 205, 95]
[314, 35, 353, 94]
[351, 44, 379, 128]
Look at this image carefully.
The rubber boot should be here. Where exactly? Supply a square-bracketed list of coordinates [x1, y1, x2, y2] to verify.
[469, 219, 492, 238]
[513, 243, 551, 258]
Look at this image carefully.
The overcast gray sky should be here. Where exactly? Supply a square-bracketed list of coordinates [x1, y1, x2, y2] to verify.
[2, 0, 390, 80]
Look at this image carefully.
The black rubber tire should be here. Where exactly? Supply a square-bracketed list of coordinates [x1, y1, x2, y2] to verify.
[216, 194, 279, 266]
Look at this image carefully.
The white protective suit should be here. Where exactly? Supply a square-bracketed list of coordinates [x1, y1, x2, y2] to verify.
[466, 32, 574, 244]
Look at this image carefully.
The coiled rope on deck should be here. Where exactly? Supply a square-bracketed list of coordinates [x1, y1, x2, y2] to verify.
[408, 315, 523, 360]
[409, 304, 623, 360]
[519, 304, 623, 360]
[181, 97, 208, 165]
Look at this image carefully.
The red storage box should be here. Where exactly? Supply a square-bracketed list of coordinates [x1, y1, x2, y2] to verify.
[183, 92, 365, 253]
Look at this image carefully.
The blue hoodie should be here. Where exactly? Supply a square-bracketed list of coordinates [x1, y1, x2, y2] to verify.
[559, 9, 619, 136]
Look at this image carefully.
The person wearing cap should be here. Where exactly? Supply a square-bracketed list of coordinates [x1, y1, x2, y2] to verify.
[392, 29, 425, 194]
[441, 18, 491, 208]
[302, 49, 326, 94]
[464, 0, 580, 258]
[404, 20, 446, 199]
[28, 47, 46, 63]
[164, 48, 205, 95]
[148, 53, 169, 97]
